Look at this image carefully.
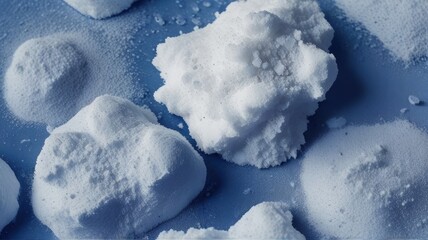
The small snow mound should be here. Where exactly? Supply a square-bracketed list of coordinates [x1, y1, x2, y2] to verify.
[32, 95, 206, 239]
[0, 158, 20, 233]
[408, 95, 421, 105]
[4, 37, 87, 126]
[301, 120, 428, 238]
[153, 0, 337, 168]
[157, 202, 305, 239]
[64, 0, 138, 19]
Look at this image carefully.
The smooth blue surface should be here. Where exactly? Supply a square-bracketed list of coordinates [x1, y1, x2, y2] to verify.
[0, 0, 427, 239]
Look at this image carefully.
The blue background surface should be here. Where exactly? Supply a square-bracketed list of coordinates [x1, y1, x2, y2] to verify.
[0, 0, 427, 239]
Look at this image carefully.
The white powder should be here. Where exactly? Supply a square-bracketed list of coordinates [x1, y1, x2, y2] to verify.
[336, 0, 428, 62]
[301, 120, 428, 238]
[0, 158, 20, 233]
[153, 0, 337, 168]
[63, 0, 138, 19]
[32, 95, 207, 239]
[157, 202, 305, 240]
[4, 33, 134, 127]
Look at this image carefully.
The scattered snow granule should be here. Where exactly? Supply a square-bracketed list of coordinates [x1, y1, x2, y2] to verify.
[202, 1, 212, 8]
[20, 139, 30, 144]
[157, 202, 305, 239]
[0, 158, 20, 233]
[177, 123, 184, 129]
[32, 95, 206, 239]
[301, 120, 428, 238]
[408, 95, 421, 105]
[63, 0, 138, 19]
[336, 0, 428, 61]
[400, 108, 408, 114]
[154, 13, 166, 26]
[153, 0, 337, 168]
[326, 117, 347, 129]
[175, 15, 186, 26]
[242, 188, 252, 195]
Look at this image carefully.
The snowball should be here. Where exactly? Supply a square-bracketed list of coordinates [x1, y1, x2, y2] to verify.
[32, 95, 207, 239]
[157, 202, 305, 240]
[4, 37, 87, 126]
[336, 0, 428, 61]
[0, 158, 20, 233]
[63, 0, 138, 19]
[4, 34, 134, 127]
[153, 0, 337, 168]
[301, 120, 428, 238]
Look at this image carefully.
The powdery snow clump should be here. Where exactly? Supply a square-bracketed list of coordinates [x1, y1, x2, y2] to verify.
[0, 158, 20, 233]
[4, 34, 135, 127]
[153, 0, 338, 168]
[301, 120, 428, 238]
[63, 0, 138, 19]
[32, 95, 206, 239]
[157, 202, 305, 240]
[336, 0, 428, 62]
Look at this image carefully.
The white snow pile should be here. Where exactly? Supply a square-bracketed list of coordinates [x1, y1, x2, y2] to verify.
[63, 0, 138, 19]
[301, 120, 428, 239]
[158, 202, 305, 240]
[336, 0, 428, 62]
[0, 158, 20, 233]
[32, 95, 206, 239]
[153, 0, 338, 168]
[4, 34, 134, 127]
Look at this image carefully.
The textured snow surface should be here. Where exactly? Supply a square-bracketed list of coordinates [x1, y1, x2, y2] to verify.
[0, 159, 20, 233]
[4, 34, 134, 127]
[64, 0, 138, 19]
[153, 0, 337, 168]
[158, 202, 305, 240]
[301, 120, 428, 238]
[336, 0, 428, 61]
[32, 95, 206, 239]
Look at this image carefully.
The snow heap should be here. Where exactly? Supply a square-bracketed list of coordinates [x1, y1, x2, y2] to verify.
[63, 0, 138, 19]
[0, 158, 20, 233]
[4, 36, 87, 126]
[301, 120, 428, 238]
[153, 0, 338, 168]
[336, 0, 428, 62]
[4, 34, 134, 127]
[157, 202, 305, 240]
[32, 95, 207, 239]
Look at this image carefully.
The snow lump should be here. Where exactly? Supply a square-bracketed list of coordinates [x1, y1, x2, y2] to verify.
[336, 0, 428, 61]
[153, 0, 338, 168]
[301, 120, 428, 238]
[4, 34, 135, 127]
[63, 0, 138, 19]
[0, 158, 20, 233]
[157, 202, 305, 240]
[4, 36, 87, 126]
[32, 95, 207, 239]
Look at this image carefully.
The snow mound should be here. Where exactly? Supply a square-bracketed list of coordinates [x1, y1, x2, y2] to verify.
[64, 0, 138, 19]
[4, 36, 87, 126]
[0, 158, 20, 233]
[301, 120, 428, 238]
[158, 202, 305, 240]
[153, 0, 337, 168]
[336, 0, 428, 61]
[32, 95, 206, 239]
[4, 34, 135, 127]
